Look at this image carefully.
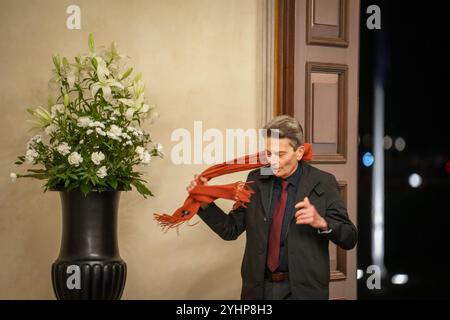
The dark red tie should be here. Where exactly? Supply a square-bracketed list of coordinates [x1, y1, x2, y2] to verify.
[267, 180, 289, 272]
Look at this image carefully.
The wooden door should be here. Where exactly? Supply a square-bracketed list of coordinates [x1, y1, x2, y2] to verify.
[273, 0, 359, 300]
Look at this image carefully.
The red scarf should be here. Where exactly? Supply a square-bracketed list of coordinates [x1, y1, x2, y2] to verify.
[154, 143, 313, 231]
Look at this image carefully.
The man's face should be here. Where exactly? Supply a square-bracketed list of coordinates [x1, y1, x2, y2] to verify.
[266, 137, 304, 179]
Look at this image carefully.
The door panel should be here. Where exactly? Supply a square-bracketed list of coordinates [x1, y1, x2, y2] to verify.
[273, 0, 359, 300]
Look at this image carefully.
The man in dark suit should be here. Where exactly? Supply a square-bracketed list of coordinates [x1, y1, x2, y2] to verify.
[187, 115, 357, 300]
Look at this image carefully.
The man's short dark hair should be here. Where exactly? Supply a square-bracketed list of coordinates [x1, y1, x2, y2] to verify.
[263, 115, 304, 150]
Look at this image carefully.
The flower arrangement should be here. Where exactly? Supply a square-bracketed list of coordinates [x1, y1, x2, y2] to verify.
[11, 34, 163, 197]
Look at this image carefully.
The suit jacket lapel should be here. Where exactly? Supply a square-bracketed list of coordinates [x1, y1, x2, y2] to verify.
[294, 161, 320, 204]
[286, 162, 320, 238]
[254, 167, 273, 218]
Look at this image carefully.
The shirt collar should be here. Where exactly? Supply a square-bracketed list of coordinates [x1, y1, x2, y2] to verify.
[276, 160, 302, 188]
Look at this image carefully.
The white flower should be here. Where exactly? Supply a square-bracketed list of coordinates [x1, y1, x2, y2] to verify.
[141, 104, 150, 113]
[127, 80, 145, 99]
[155, 143, 164, 157]
[57, 142, 71, 156]
[45, 124, 57, 135]
[135, 146, 144, 156]
[140, 150, 151, 165]
[77, 116, 93, 128]
[119, 93, 148, 119]
[106, 133, 121, 141]
[127, 126, 143, 138]
[148, 108, 159, 123]
[88, 121, 105, 129]
[67, 70, 76, 89]
[125, 108, 135, 121]
[91, 62, 124, 101]
[25, 149, 39, 163]
[68, 151, 83, 167]
[95, 57, 110, 80]
[86, 129, 93, 135]
[95, 127, 106, 136]
[10, 172, 17, 182]
[91, 151, 105, 165]
[27, 135, 42, 149]
[96, 166, 107, 179]
[28, 106, 52, 128]
[106, 125, 123, 141]
[135, 146, 151, 165]
[50, 104, 65, 118]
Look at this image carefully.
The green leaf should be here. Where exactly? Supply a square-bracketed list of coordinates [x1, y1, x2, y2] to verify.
[108, 178, 118, 189]
[120, 67, 133, 81]
[62, 57, 69, 68]
[134, 73, 142, 82]
[52, 54, 61, 71]
[68, 173, 78, 180]
[132, 180, 153, 198]
[102, 141, 112, 150]
[47, 96, 54, 108]
[68, 181, 79, 191]
[88, 33, 95, 53]
[64, 94, 69, 107]
[80, 181, 90, 195]
[27, 169, 47, 174]
[21, 173, 47, 180]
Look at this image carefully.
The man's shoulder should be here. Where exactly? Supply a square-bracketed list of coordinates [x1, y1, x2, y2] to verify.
[247, 166, 270, 180]
[305, 163, 337, 185]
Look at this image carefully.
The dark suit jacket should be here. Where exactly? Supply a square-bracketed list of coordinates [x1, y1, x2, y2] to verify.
[198, 160, 358, 300]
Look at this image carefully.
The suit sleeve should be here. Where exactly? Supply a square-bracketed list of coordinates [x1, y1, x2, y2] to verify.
[197, 173, 253, 241]
[321, 175, 358, 250]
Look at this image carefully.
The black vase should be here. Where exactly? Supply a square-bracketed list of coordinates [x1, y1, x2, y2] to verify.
[51, 189, 127, 300]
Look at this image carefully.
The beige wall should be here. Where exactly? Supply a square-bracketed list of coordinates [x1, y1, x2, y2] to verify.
[0, 0, 263, 299]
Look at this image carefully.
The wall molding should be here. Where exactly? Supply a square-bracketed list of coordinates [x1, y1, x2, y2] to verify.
[259, 0, 275, 128]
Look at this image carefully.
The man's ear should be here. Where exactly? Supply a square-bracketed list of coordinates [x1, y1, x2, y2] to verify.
[296, 145, 305, 161]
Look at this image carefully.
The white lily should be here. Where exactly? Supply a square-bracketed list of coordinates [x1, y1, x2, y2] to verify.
[91, 75, 124, 101]
[66, 70, 76, 89]
[91, 58, 123, 101]
[127, 79, 145, 100]
[147, 106, 159, 123]
[26, 106, 52, 129]
[125, 108, 135, 121]
[50, 104, 65, 118]
[118, 94, 150, 120]
[95, 57, 110, 80]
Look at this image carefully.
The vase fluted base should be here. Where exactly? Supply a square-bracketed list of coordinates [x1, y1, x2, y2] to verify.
[51, 260, 127, 300]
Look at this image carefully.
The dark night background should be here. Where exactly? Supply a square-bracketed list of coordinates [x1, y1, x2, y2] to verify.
[358, 1, 450, 298]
